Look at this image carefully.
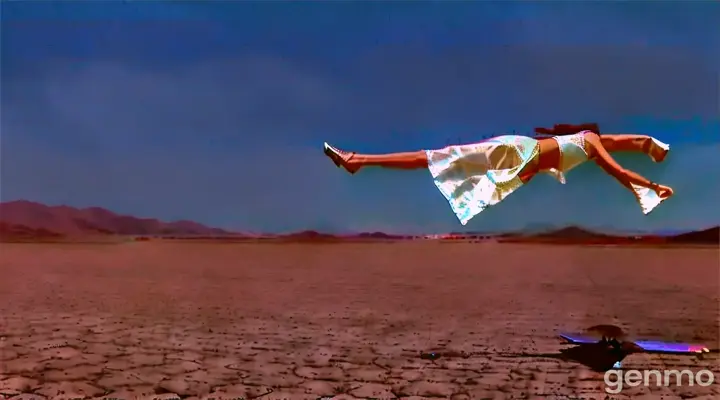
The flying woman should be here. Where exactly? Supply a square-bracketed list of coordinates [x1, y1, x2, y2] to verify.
[323, 123, 674, 225]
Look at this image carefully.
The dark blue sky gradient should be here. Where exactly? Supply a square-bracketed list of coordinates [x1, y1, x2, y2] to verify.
[2, 1, 718, 233]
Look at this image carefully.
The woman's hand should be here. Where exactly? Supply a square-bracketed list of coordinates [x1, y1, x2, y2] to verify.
[655, 184, 674, 198]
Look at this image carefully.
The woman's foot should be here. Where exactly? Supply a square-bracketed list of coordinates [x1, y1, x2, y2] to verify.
[648, 138, 670, 163]
[323, 142, 360, 174]
[655, 184, 674, 199]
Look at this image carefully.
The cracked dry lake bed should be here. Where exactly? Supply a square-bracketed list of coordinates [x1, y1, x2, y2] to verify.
[1, 242, 718, 399]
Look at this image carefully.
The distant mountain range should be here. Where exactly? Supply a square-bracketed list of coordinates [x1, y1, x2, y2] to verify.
[496, 225, 718, 245]
[667, 227, 720, 244]
[272, 230, 412, 242]
[0, 200, 717, 245]
[0, 200, 235, 238]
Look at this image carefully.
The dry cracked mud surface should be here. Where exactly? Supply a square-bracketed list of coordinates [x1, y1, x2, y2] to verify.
[1, 242, 718, 400]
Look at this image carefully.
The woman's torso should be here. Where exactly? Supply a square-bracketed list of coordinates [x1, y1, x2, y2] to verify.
[536, 131, 591, 172]
[458, 132, 590, 183]
[536, 137, 561, 171]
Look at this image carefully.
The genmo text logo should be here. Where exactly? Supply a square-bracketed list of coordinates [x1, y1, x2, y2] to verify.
[604, 368, 715, 394]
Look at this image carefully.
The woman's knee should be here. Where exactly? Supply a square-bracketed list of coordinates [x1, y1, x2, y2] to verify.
[583, 131, 603, 157]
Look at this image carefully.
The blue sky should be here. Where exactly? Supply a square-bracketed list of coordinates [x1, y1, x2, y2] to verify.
[2, 1, 718, 233]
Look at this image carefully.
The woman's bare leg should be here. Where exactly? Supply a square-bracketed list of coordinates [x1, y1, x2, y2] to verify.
[323, 143, 544, 183]
[355, 151, 429, 169]
[600, 134, 669, 162]
[324, 142, 428, 173]
[585, 133, 673, 199]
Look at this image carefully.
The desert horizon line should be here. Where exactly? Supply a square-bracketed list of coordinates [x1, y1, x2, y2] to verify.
[1, 199, 717, 238]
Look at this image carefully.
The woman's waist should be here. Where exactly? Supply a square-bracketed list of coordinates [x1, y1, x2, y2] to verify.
[536, 137, 561, 170]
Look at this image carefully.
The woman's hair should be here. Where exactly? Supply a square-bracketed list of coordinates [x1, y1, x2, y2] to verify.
[534, 123, 600, 136]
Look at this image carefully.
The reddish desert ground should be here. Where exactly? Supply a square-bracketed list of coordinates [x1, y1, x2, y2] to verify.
[0, 242, 718, 400]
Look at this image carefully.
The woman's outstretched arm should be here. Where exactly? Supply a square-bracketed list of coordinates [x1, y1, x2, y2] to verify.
[584, 132, 671, 196]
